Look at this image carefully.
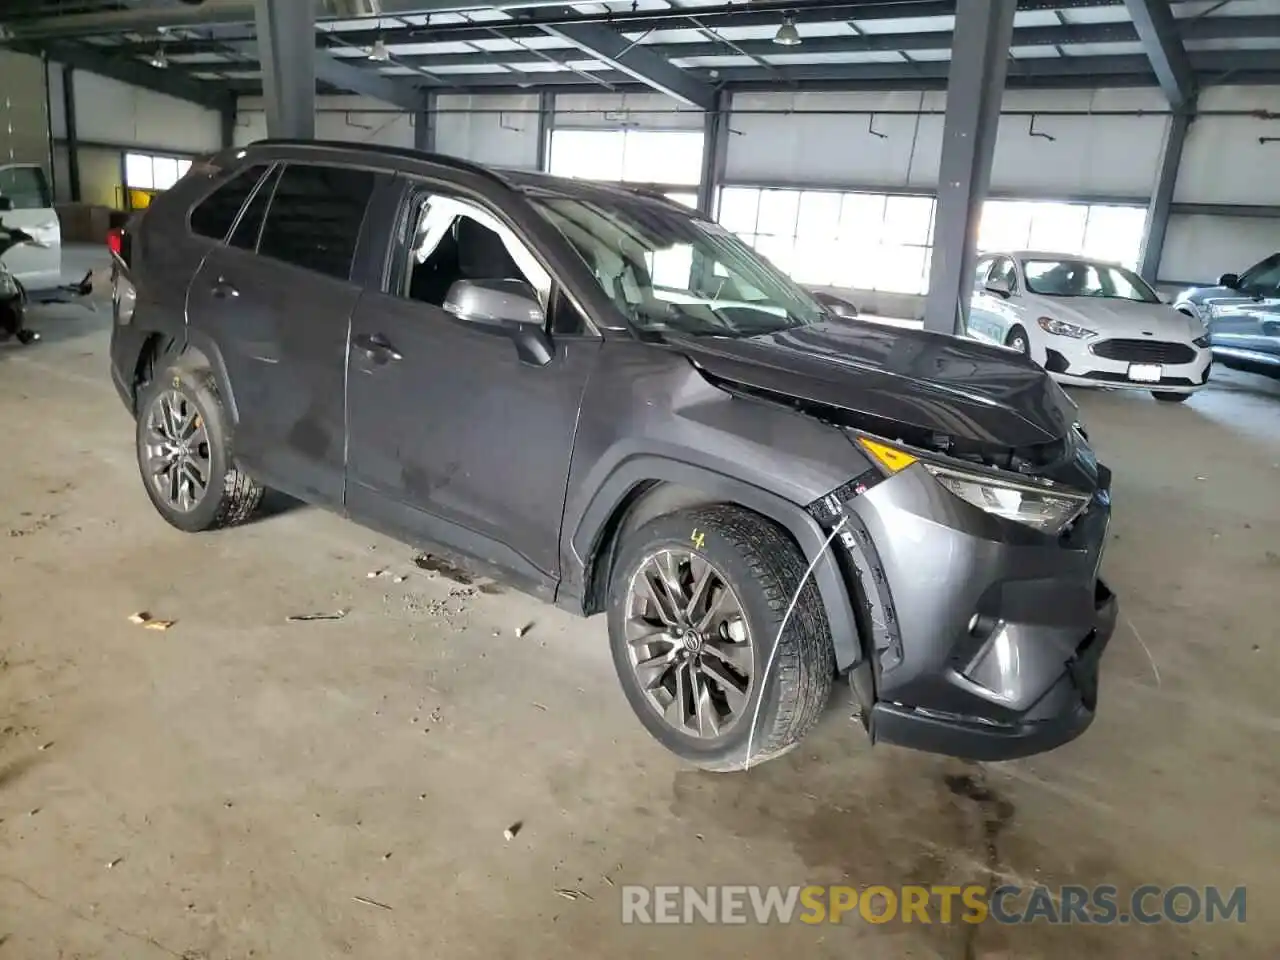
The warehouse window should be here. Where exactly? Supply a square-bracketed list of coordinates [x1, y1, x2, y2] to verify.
[718, 186, 936, 294]
[978, 200, 1147, 269]
[124, 152, 193, 192]
[547, 129, 704, 188]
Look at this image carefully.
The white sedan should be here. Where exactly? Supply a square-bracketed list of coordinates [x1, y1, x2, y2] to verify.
[966, 251, 1212, 402]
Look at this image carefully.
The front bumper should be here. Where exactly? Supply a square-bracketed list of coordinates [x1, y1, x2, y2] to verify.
[829, 462, 1117, 761]
[1039, 340, 1212, 392]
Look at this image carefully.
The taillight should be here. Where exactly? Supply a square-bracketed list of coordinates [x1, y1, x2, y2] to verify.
[107, 227, 124, 257]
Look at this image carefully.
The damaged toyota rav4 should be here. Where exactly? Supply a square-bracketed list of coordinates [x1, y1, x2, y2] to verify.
[110, 141, 1117, 770]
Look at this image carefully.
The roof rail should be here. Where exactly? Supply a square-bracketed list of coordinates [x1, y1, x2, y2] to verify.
[246, 139, 512, 188]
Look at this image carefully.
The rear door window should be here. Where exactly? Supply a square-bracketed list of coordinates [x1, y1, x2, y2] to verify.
[256, 163, 375, 281]
[228, 166, 280, 251]
[190, 164, 270, 242]
[0, 165, 52, 210]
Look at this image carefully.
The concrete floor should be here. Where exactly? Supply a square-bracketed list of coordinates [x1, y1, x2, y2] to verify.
[1, 292, 1278, 960]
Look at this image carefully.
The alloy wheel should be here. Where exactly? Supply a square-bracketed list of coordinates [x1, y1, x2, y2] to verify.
[142, 389, 211, 513]
[624, 549, 754, 738]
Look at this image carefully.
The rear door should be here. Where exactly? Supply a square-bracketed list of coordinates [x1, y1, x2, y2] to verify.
[0, 164, 60, 290]
[186, 161, 379, 506]
[345, 184, 600, 588]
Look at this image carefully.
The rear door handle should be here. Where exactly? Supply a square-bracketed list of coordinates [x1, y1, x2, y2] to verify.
[353, 332, 402, 362]
[211, 277, 239, 299]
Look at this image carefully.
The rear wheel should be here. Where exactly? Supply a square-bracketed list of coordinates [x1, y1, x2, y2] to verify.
[1152, 391, 1191, 403]
[607, 504, 834, 771]
[135, 366, 264, 532]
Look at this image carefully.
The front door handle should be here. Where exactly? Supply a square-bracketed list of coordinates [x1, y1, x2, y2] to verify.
[353, 332, 402, 362]
[211, 277, 239, 299]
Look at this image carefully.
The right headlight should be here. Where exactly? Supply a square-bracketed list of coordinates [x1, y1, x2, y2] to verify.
[923, 463, 1090, 535]
[1037, 316, 1095, 339]
[855, 435, 1093, 536]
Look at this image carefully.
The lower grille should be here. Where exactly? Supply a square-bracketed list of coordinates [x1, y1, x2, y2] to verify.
[1091, 338, 1195, 364]
[1084, 371, 1196, 386]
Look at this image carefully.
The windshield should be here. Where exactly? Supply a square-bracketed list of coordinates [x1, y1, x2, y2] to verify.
[1022, 258, 1159, 303]
[1238, 253, 1280, 296]
[529, 193, 827, 338]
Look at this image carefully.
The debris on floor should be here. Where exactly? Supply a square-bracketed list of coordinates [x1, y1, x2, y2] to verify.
[129, 612, 176, 630]
[412, 553, 474, 585]
[285, 609, 350, 622]
[554, 888, 593, 902]
[351, 896, 393, 911]
[503, 821, 523, 841]
[515, 623, 532, 639]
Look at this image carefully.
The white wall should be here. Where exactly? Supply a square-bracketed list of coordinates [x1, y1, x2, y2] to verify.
[725, 87, 1168, 199]
[722, 85, 1279, 296]
[435, 93, 539, 169]
[553, 92, 704, 130]
[50, 68, 221, 154]
[234, 94, 419, 148]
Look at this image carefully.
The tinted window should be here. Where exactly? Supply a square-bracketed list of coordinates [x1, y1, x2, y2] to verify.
[0, 165, 51, 210]
[190, 164, 269, 242]
[228, 166, 280, 251]
[1239, 254, 1280, 296]
[257, 164, 375, 281]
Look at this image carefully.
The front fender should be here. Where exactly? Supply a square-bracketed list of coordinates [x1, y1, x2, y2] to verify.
[561, 455, 866, 672]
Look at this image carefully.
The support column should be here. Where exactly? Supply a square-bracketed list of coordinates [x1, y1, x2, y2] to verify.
[415, 92, 436, 152]
[698, 90, 730, 219]
[220, 102, 236, 150]
[254, 0, 315, 140]
[1139, 107, 1192, 284]
[922, 0, 1016, 335]
[62, 64, 81, 202]
[536, 91, 554, 171]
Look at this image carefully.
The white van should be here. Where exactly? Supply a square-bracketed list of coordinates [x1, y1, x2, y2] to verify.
[0, 162, 61, 293]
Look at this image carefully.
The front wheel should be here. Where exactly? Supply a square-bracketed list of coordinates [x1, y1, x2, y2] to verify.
[135, 367, 265, 532]
[1152, 391, 1191, 403]
[607, 505, 835, 772]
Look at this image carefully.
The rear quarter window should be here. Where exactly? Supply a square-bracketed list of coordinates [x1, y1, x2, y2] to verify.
[189, 164, 271, 242]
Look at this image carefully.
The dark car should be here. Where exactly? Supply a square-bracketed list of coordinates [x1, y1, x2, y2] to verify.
[1174, 253, 1280, 374]
[109, 140, 1117, 771]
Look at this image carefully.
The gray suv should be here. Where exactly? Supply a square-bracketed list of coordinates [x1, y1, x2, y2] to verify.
[110, 140, 1117, 771]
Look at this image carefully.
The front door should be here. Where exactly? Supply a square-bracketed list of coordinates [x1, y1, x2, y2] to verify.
[186, 161, 379, 506]
[1209, 255, 1280, 363]
[346, 187, 600, 588]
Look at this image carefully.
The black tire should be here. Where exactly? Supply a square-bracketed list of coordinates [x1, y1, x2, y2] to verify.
[1005, 325, 1030, 356]
[1152, 391, 1191, 403]
[135, 366, 264, 532]
[607, 504, 835, 772]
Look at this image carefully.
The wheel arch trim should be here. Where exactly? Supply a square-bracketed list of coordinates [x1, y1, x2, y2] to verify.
[563, 455, 864, 672]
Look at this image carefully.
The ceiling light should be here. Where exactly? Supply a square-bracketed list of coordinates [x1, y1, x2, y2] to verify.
[148, 47, 169, 69]
[773, 14, 801, 47]
[368, 37, 390, 61]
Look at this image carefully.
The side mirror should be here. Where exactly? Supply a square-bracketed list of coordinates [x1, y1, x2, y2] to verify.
[812, 291, 859, 319]
[985, 276, 1012, 298]
[0, 196, 13, 213]
[443, 278, 552, 365]
[1217, 273, 1240, 289]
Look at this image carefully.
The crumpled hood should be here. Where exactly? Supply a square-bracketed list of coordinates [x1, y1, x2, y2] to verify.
[1037, 297, 1200, 340]
[665, 319, 1079, 448]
